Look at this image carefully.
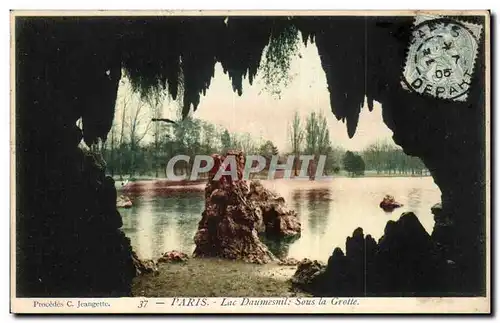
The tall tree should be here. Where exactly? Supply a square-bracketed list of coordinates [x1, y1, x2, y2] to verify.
[221, 129, 232, 152]
[288, 111, 304, 175]
[147, 93, 166, 177]
[237, 132, 258, 154]
[305, 111, 331, 156]
[259, 140, 279, 170]
[127, 98, 153, 176]
[343, 151, 365, 176]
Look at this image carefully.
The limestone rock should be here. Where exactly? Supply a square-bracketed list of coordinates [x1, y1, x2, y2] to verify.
[157, 250, 189, 263]
[278, 257, 300, 266]
[117, 195, 133, 208]
[193, 151, 300, 264]
[379, 194, 403, 212]
[294, 213, 452, 297]
[291, 258, 326, 291]
[131, 251, 158, 276]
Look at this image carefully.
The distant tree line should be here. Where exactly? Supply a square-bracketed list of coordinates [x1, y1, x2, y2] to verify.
[362, 140, 428, 175]
[89, 78, 427, 180]
[101, 113, 279, 179]
[340, 141, 428, 177]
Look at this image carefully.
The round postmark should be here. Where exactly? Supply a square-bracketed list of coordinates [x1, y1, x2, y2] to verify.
[402, 18, 480, 101]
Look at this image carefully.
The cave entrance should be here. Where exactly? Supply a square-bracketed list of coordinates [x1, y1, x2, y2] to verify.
[103, 30, 443, 264]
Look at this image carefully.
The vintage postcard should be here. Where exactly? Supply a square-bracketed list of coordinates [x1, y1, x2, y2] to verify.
[10, 10, 491, 314]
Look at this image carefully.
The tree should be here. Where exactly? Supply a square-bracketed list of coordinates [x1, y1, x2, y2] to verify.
[100, 76, 281, 179]
[305, 111, 331, 156]
[127, 98, 153, 176]
[288, 111, 304, 175]
[305, 111, 319, 155]
[352, 154, 365, 176]
[343, 151, 365, 176]
[221, 129, 232, 152]
[147, 93, 166, 177]
[200, 121, 218, 154]
[362, 139, 428, 175]
[237, 132, 258, 154]
[303, 111, 334, 176]
[259, 140, 279, 170]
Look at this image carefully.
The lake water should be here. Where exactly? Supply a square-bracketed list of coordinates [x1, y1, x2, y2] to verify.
[120, 177, 442, 262]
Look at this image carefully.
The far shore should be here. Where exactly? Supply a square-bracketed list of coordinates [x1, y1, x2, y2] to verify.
[112, 172, 431, 184]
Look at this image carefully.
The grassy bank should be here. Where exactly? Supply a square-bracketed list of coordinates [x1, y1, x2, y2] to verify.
[132, 258, 310, 297]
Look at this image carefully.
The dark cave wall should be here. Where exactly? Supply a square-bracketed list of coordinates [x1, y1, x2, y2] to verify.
[16, 18, 135, 296]
[314, 16, 487, 294]
[375, 18, 487, 295]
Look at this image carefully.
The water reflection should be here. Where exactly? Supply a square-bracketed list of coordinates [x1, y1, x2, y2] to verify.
[406, 188, 422, 212]
[306, 188, 332, 237]
[120, 177, 441, 262]
[121, 190, 204, 259]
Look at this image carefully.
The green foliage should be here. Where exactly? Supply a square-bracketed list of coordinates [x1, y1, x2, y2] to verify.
[304, 111, 331, 156]
[260, 22, 300, 99]
[124, 69, 163, 102]
[259, 140, 279, 158]
[362, 140, 428, 175]
[343, 151, 365, 176]
[102, 112, 276, 178]
[220, 129, 232, 152]
[286, 110, 341, 176]
[288, 111, 304, 155]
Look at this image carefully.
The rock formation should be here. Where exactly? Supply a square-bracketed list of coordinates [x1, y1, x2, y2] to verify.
[131, 250, 189, 277]
[291, 258, 326, 292]
[278, 257, 301, 266]
[379, 194, 403, 212]
[157, 250, 190, 263]
[293, 213, 456, 296]
[132, 251, 159, 276]
[193, 151, 301, 264]
[117, 195, 133, 208]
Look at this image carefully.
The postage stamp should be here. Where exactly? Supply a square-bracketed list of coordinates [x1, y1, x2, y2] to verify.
[402, 15, 483, 101]
[10, 10, 490, 314]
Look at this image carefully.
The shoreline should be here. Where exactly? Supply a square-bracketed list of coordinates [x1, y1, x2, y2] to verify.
[132, 258, 310, 298]
[114, 173, 432, 183]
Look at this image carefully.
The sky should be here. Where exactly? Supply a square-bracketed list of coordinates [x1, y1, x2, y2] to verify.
[116, 36, 395, 152]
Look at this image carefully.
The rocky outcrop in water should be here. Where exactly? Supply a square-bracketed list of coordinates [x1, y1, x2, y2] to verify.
[247, 180, 301, 239]
[158, 250, 190, 263]
[379, 194, 403, 212]
[291, 258, 326, 291]
[294, 212, 454, 296]
[193, 151, 301, 264]
[117, 195, 133, 208]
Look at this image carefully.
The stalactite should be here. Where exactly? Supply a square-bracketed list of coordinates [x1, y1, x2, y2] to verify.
[218, 17, 274, 94]
[314, 17, 366, 138]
